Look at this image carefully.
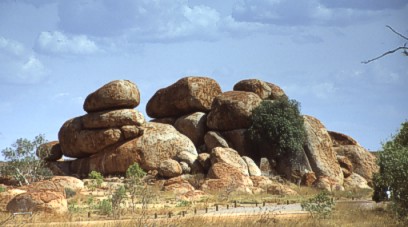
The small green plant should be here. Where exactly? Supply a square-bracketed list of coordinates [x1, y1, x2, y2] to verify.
[125, 163, 146, 213]
[64, 187, 76, 199]
[176, 200, 191, 207]
[88, 170, 104, 190]
[301, 191, 335, 219]
[0, 186, 6, 193]
[68, 200, 81, 213]
[97, 199, 112, 215]
[111, 185, 127, 218]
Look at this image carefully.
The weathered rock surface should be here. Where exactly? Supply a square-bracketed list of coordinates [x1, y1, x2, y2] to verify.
[70, 122, 197, 176]
[59, 117, 123, 157]
[204, 131, 229, 151]
[82, 109, 145, 129]
[334, 145, 378, 184]
[51, 176, 84, 191]
[233, 79, 286, 100]
[344, 173, 371, 190]
[0, 188, 26, 211]
[150, 118, 176, 125]
[337, 155, 353, 178]
[6, 181, 67, 214]
[163, 176, 195, 194]
[36, 141, 63, 161]
[242, 156, 262, 176]
[159, 159, 183, 178]
[303, 115, 343, 186]
[210, 147, 249, 176]
[203, 162, 253, 193]
[174, 112, 207, 146]
[301, 172, 317, 186]
[84, 80, 140, 113]
[207, 91, 262, 131]
[329, 131, 358, 147]
[146, 77, 222, 118]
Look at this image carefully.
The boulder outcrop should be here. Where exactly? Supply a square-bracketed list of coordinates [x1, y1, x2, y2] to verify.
[204, 131, 229, 151]
[146, 77, 222, 118]
[159, 159, 183, 178]
[174, 112, 207, 147]
[210, 147, 249, 176]
[36, 141, 63, 161]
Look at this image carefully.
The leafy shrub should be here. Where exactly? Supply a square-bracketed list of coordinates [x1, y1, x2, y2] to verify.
[125, 163, 146, 213]
[111, 185, 126, 218]
[0, 186, 5, 193]
[64, 187, 76, 198]
[88, 170, 104, 190]
[301, 191, 335, 219]
[373, 121, 408, 221]
[248, 97, 306, 157]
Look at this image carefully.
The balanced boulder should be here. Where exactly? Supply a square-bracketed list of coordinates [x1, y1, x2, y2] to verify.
[233, 79, 286, 100]
[207, 91, 262, 131]
[174, 112, 207, 147]
[36, 141, 63, 161]
[146, 77, 222, 118]
[83, 80, 140, 113]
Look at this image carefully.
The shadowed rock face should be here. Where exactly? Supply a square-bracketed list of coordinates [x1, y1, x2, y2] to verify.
[328, 131, 359, 147]
[146, 77, 222, 118]
[207, 91, 262, 131]
[36, 141, 63, 162]
[303, 115, 343, 187]
[83, 80, 140, 113]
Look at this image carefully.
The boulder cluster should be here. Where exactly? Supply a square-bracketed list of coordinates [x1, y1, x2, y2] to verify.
[38, 77, 378, 195]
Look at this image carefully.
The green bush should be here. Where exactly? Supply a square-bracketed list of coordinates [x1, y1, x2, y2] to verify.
[88, 170, 104, 190]
[373, 121, 408, 221]
[126, 163, 146, 213]
[301, 191, 335, 219]
[0, 186, 5, 193]
[176, 200, 191, 207]
[248, 97, 306, 157]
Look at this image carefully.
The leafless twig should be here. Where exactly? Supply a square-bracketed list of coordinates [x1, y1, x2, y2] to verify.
[362, 25, 408, 64]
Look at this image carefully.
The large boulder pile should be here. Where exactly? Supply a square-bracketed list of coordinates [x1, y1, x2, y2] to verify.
[37, 76, 377, 196]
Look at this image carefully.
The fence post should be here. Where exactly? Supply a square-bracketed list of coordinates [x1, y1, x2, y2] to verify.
[255, 201, 258, 207]
[194, 208, 197, 214]
[216, 204, 219, 211]
[168, 212, 172, 218]
[154, 213, 157, 219]
[227, 204, 229, 209]
[205, 207, 208, 213]
[263, 201, 266, 207]
[287, 200, 289, 205]
[234, 200, 237, 208]
[88, 211, 91, 218]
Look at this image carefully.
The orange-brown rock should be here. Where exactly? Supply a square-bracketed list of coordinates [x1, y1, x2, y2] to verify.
[51, 176, 84, 191]
[6, 181, 67, 214]
[174, 112, 207, 146]
[328, 131, 358, 147]
[82, 109, 145, 129]
[146, 77, 222, 118]
[233, 79, 286, 100]
[69, 122, 197, 176]
[158, 159, 183, 178]
[83, 80, 140, 113]
[301, 172, 317, 186]
[303, 115, 343, 186]
[313, 176, 344, 191]
[210, 147, 249, 176]
[36, 141, 63, 161]
[202, 162, 253, 193]
[59, 117, 123, 158]
[337, 155, 353, 178]
[150, 117, 177, 125]
[334, 145, 378, 184]
[163, 176, 195, 194]
[207, 91, 262, 131]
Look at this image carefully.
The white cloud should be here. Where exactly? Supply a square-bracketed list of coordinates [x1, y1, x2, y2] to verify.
[35, 31, 100, 55]
[231, 0, 389, 27]
[0, 36, 48, 84]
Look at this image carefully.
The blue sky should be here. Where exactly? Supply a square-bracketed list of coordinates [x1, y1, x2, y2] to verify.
[0, 0, 407, 158]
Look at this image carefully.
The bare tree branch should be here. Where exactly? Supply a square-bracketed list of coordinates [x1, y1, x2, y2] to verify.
[362, 26, 408, 64]
[386, 25, 408, 40]
[362, 45, 408, 64]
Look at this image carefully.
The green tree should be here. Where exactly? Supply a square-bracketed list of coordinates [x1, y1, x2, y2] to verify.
[0, 134, 52, 186]
[248, 97, 306, 157]
[126, 163, 146, 213]
[373, 121, 408, 221]
[111, 185, 126, 218]
[301, 191, 335, 219]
